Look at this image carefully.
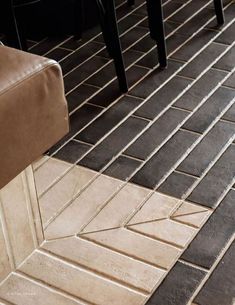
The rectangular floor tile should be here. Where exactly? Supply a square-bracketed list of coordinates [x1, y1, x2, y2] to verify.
[131, 129, 199, 189]
[20, 251, 146, 305]
[182, 87, 235, 133]
[187, 145, 235, 208]
[194, 240, 235, 305]
[44, 175, 122, 239]
[178, 120, 235, 176]
[83, 228, 181, 269]
[178, 43, 228, 79]
[43, 237, 165, 294]
[158, 171, 197, 199]
[222, 102, 235, 122]
[146, 262, 206, 305]
[213, 45, 235, 71]
[39, 165, 96, 225]
[135, 76, 192, 120]
[79, 116, 148, 171]
[130, 60, 183, 98]
[125, 108, 189, 160]
[182, 190, 235, 269]
[223, 71, 235, 88]
[76, 96, 142, 144]
[0, 273, 84, 305]
[215, 21, 235, 45]
[104, 155, 142, 181]
[174, 69, 228, 111]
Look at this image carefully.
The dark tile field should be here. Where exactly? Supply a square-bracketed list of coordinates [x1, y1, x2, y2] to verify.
[26, 0, 235, 303]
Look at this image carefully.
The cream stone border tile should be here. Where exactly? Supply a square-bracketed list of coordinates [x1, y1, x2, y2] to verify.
[0, 157, 213, 305]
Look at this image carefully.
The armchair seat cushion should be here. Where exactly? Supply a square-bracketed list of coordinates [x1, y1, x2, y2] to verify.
[0, 46, 69, 189]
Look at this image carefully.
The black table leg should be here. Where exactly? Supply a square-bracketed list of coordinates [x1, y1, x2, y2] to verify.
[213, 0, 224, 25]
[146, 0, 167, 68]
[97, 0, 128, 92]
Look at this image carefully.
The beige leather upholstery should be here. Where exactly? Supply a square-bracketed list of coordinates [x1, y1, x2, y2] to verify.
[0, 46, 69, 189]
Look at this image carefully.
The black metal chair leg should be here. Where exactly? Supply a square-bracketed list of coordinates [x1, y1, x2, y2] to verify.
[96, 0, 128, 92]
[146, 0, 167, 68]
[213, 0, 224, 25]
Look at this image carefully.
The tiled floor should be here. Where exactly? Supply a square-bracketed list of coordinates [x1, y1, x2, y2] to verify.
[1, 0, 235, 304]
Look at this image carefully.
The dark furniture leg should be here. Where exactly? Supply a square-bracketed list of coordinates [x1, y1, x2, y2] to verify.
[96, 0, 128, 92]
[213, 0, 225, 25]
[146, 0, 167, 68]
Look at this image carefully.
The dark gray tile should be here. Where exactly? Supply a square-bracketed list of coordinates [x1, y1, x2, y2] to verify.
[170, 0, 210, 23]
[45, 48, 71, 61]
[195, 240, 235, 305]
[163, 1, 185, 19]
[60, 41, 105, 74]
[104, 155, 142, 180]
[176, 8, 215, 37]
[178, 43, 228, 79]
[125, 108, 189, 160]
[158, 171, 197, 199]
[146, 262, 206, 305]
[29, 36, 67, 55]
[64, 56, 109, 92]
[135, 76, 191, 119]
[178, 120, 235, 176]
[213, 46, 235, 71]
[223, 72, 235, 89]
[54, 140, 91, 163]
[130, 60, 183, 98]
[87, 65, 149, 107]
[187, 145, 235, 208]
[131, 129, 199, 189]
[183, 87, 235, 133]
[131, 34, 155, 53]
[174, 69, 228, 111]
[120, 26, 148, 50]
[222, 102, 235, 122]
[50, 104, 103, 154]
[183, 189, 235, 269]
[76, 96, 142, 144]
[79, 116, 148, 171]
[66, 84, 99, 113]
[215, 21, 235, 45]
[171, 29, 217, 62]
[118, 14, 144, 35]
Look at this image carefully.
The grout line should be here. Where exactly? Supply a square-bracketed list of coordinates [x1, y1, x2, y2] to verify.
[186, 232, 235, 305]
[178, 259, 210, 272]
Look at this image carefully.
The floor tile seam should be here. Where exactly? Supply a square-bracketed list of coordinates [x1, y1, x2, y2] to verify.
[27, 36, 53, 51]
[170, 212, 211, 229]
[221, 84, 235, 91]
[0, 196, 16, 271]
[41, 78, 234, 228]
[178, 259, 210, 273]
[78, 234, 170, 271]
[186, 232, 235, 305]
[14, 271, 93, 305]
[35, 0, 233, 174]
[36, 6, 235, 197]
[72, 138, 93, 147]
[181, 120, 235, 203]
[36, 248, 150, 296]
[41, 75, 233, 225]
[0, 297, 15, 305]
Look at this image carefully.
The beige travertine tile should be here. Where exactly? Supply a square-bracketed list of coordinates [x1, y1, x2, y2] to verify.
[128, 192, 180, 225]
[0, 273, 85, 305]
[83, 183, 150, 233]
[0, 173, 35, 266]
[0, 222, 11, 283]
[129, 219, 196, 248]
[20, 251, 147, 305]
[39, 166, 96, 226]
[32, 155, 50, 171]
[83, 228, 181, 269]
[44, 175, 122, 239]
[171, 202, 211, 228]
[43, 236, 165, 293]
[34, 157, 72, 196]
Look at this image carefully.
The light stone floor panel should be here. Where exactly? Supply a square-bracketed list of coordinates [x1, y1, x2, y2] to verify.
[0, 157, 213, 305]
